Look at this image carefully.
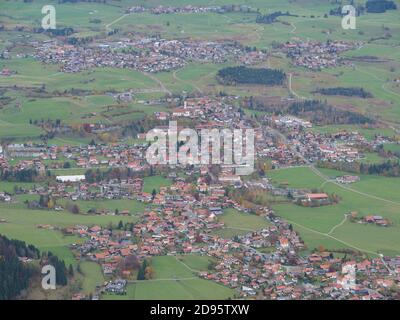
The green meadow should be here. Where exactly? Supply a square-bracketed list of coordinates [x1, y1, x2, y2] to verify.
[80, 261, 105, 295]
[103, 255, 235, 300]
[142, 175, 172, 193]
[268, 166, 400, 256]
[56, 198, 147, 215]
[213, 208, 271, 238]
[0, 203, 138, 265]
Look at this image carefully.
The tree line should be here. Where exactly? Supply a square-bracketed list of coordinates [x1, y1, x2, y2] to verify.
[136, 259, 155, 280]
[256, 11, 297, 24]
[0, 168, 39, 182]
[317, 159, 400, 177]
[366, 0, 397, 13]
[314, 87, 373, 98]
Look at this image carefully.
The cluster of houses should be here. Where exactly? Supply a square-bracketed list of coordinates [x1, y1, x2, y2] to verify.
[336, 175, 360, 184]
[281, 40, 362, 70]
[34, 40, 185, 73]
[1, 142, 149, 172]
[0, 192, 11, 203]
[127, 4, 256, 15]
[348, 211, 391, 228]
[67, 190, 399, 299]
[37, 153, 396, 300]
[266, 116, 394, 164]
[361, 215, 390, 227]
[33, 37, 266, 74]
[0, 67, 14, 76]
[272, 116, 312, 129]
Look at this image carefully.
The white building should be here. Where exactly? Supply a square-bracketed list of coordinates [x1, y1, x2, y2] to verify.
[56, 175, 86, 183]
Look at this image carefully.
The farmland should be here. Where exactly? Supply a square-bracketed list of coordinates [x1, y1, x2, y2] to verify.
[269, 166, 400, 256]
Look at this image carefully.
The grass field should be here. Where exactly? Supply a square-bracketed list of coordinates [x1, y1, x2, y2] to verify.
[80, 261, 105, 295]
[142, 175, 172, 193]
[384, 143, 400, 153]
[176, 254, 216, 272]
[213, 208, 271, 238]
[0, 95, 168, 128]
[57, 198, 147, 215]
[267, 166, 325, 189]
[102, 255, 235, 300]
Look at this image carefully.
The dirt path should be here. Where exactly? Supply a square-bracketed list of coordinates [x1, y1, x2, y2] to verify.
[172, 70, 203, 94]
[285, 218, 379, 256]
[327, 214, 348, 235]
[143, 72, 172, 96]
[288, 73, 308, 100]
[105, 13, 130, 30]
[290, 22, 296, 33]
[174, 256, 202, 273]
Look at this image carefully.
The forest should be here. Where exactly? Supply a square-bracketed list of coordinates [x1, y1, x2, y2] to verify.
[0, 235, 69, 299]
[0, 235, 39, 299]
[217, 66, 286, 86]
[366, 0, 397, 13]
[242, 98, 374, 125]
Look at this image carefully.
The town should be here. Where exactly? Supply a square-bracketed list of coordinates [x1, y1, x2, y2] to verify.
[1, 0, 400, 303]
[1, 95, 399, 300]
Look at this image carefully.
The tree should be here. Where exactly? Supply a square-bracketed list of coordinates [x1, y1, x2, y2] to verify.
[68, 264, 74, 276]
[144, 266, 155, 280]
[118, 220, 124, 229]
[137, 260, 149, 280]
[47, 198, 55, 209]
[66, 202, 80, 214]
